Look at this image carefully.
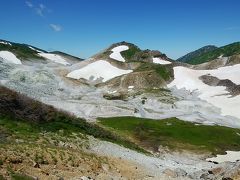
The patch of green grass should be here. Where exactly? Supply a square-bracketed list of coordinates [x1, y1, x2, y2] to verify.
[98, 117, 240, 154]
[136, 62, 173, 81]
[0, 114, 147, 154]
[11, 173, 35, 180]
[121, 46, 141, 61]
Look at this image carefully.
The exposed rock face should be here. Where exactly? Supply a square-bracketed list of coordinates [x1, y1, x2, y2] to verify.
[102, 70, 167, 90]
[200, 75, 240, 96]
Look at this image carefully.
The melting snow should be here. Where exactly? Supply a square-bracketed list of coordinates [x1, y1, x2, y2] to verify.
[109, 45, 129, 62]
[168, 66, 240, 119]
[206, 151, 240, 163]
[0, 51, 22, 64]
[153, 57, 172, 65]
[29, 46, 43, 53]
[38, 53, 70, 65]
[210, 64, 240, 85]
[0, 41, 12, 46]
[67, 60, 132, 82]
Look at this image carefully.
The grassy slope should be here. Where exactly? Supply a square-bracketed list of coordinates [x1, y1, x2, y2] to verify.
[120, 45, 141, 61]
[186, 42, 240, 64]
[0, 41, 45, 60]
[98, 117, 240, 154]
[135, 62, 173, 81]
[0, 86, 145, 154]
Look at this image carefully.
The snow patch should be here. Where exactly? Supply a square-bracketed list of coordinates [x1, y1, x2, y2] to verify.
[0, 51, 22, 64]
[38, 53, 70, 65]
[153, 57, 172, 65]
[0, 41, 12, 46]
[29, 46, 43, 53]
[210, 64, 240, 85]
[168, 66, 240, 119]
[206, 151, 240, 163]
[128, 86, 134, 89]
[110, 45, 129, 62]
[67, 60, 132, 82]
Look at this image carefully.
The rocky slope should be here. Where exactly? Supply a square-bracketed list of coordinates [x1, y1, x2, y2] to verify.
[1, 39, 240, 179]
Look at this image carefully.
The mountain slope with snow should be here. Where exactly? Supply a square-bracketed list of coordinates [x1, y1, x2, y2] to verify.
[168, 65, 240, 120]
[0, 51, 22, 64]
[38, 52, 70, 65]
[109, 45, 129, 62]
[67, 60, 133, 82]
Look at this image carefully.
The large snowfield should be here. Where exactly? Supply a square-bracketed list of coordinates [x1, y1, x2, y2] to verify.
[153, 57, 172, 65]
[109, 45, 129, 62]
[168, 65, 240, 119]
[0, 51, 22, 64]
[67, 60, 133, 82]
[38, 52, 70, 65]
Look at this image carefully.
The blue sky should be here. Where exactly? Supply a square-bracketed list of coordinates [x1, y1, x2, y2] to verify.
[0, 0, 240, 59]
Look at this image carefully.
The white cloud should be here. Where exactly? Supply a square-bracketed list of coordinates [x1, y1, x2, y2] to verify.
[35, 4, 48, 17]
[50, 24, 62, 32]
[25, 1, 33, 8]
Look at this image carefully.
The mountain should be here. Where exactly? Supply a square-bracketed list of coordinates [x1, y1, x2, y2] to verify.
[0, 39, 46, 60]
[182, 42, 240, 64]
[1, 39, 240, 179]
[0, 39, 82, 65]
[177, 45, 217, 62]
[67, 41, 175, 89]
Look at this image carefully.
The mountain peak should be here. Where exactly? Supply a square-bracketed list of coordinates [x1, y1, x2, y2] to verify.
[177, 45, 218, 62]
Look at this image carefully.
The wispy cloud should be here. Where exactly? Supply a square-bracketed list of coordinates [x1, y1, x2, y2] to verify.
[25, 1, 33, 8]
[25, 2, 62, 32]
[35, 3, 47, 17]
[50, 24, 62, 32]
[26, 2, 49, 17]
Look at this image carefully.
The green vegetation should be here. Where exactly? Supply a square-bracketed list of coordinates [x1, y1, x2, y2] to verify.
[136, 62, 173, 81]
[177, 45, 217, 62]
[121, 45, 141, 61]
[0, 86, 147, 154]
[0, 40, 45, 60]
[11, 173, 35, 180]
[98, 117, 240, 154]
[186, 42, 240, 64]
[0, 115, 146, 154]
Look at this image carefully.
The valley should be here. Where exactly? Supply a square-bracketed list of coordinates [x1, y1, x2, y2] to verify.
[0, 39, 240, 179]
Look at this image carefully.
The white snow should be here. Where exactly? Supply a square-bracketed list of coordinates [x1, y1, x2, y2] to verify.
[206, 151, 240, 163]
[109, 45, 129, 62]
[128, 86, 134, 89]
[153, 57, 172, 65]
[67, 60, 133, 82]
[38, 53, 70, 65]
[0, 41, 12, 46]
[29, 46, 43, 53]
[168, 66, 240, 119]
[0, 51, 22, 64]
[210, 64, 240, 85]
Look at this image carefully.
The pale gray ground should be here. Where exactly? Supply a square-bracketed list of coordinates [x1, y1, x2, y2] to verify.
[1, 59, 239, 128]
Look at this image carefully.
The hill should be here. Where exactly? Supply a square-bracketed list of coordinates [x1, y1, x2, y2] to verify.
[183, 42, 240, 64]
[177, 45, 217, 62]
